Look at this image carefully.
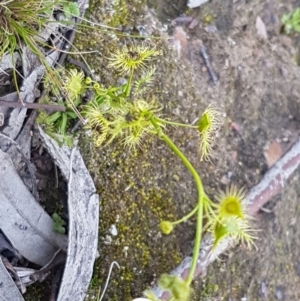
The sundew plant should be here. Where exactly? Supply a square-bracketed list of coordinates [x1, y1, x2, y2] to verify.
[62, 42, 257, 301]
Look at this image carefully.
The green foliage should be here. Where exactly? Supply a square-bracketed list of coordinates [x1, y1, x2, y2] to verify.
[158, 274, 191, 301]
[36, 68, 85, 147]
[63, 1, 80, 19]
[52, 213, 66, 234]
[0, 0, 53, 58]
[281, 8, 300, 34]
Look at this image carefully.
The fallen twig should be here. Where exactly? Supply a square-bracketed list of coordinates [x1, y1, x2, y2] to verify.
[49, 266, 64, 301]
[199, 44, 218, 85]
[0, 100, 66, 112]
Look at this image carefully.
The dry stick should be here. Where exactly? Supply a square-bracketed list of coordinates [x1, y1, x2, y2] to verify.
[49, 266, 64, 301]
[2, 256, 26, 294]
[0, 100, 66, 112]
[148, 137, 300, 300]
[199, 45, 218, 85]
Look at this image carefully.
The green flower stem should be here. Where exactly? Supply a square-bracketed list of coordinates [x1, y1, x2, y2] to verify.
[125, 69, 134, 96]
[155, 117, 198, 129]
[150, 116, 204, 286]
[173, 194, 217, 226]
[172, 205, 199, 225]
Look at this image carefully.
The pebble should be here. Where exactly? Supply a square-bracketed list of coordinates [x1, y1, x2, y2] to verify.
[275, 286, 285, 300]
[205, 25, 217, 33]
[109, 224, 118, 236]
[258, 281, 268, 298]
[295, 262, 300, 277]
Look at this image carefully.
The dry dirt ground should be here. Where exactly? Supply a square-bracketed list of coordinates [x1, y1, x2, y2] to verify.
[27, 0, 300, 300]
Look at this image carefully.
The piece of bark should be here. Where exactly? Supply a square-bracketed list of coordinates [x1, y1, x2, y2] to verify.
[0, 257, 24, 301]
[0, 149, 68, 266]
[38, 127, 99, 301]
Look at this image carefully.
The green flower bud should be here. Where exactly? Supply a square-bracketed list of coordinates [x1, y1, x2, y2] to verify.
[158, 274, 191, 301]
[85, 77, 92, 84]
[159, 221, 174, 235]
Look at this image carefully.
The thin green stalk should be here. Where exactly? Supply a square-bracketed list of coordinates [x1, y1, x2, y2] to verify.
[173, 194, 217, 225]
[126, 69, 134, 96]
[172, 205, 199, 225]
[150, 116, 204, 286]
[155, 117, 198, 129]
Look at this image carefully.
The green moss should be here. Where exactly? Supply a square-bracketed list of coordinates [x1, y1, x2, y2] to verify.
[24, 280, 51, 301]
[80, 136, 184, 300]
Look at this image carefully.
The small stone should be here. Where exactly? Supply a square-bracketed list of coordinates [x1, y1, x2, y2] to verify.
[258, 281, 268, 298]
[205, 25, 217, 33]
[109, 224, 118, 236]
[275, 286, 285, 300]
[227, 37, 236, 46]
[117, 77, 127, 86]
[295, 262, 300, 277]
[256, 16, 268, 39]
[279, 66, 288, 78]
[220, 174, 230, 185]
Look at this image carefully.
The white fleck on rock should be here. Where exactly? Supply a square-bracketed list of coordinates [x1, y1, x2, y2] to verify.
[109, 224, 118, 236]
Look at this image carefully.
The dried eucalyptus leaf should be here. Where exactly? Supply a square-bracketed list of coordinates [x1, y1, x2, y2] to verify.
[0, 149, 68, 266]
